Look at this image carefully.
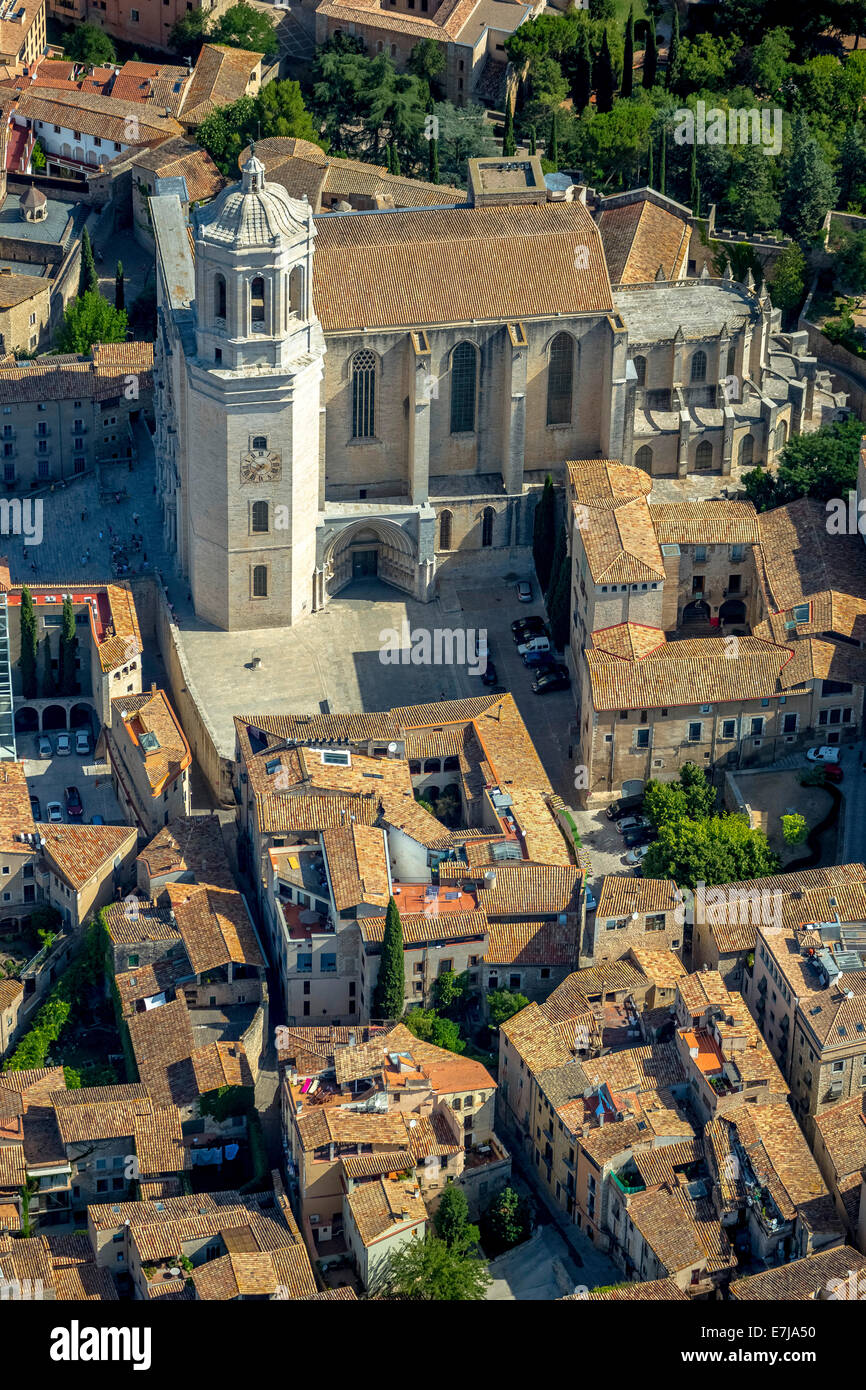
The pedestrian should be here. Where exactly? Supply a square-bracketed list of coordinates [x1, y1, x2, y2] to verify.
[143, 551, 147, 562]
[99, 531, 103, 540]
[81, 510, 85, 522]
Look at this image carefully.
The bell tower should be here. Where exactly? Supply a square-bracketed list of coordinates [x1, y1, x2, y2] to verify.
[184, 151, 325, 630]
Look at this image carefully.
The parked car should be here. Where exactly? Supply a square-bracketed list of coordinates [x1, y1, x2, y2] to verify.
[75, 731, 91, 755]
[46, 802, 63, 822]
[89, 814, 105, 825]
[29, 796, 41, 821]
[622, 825, 655, 849]
[517, 634, 551, 657]
[37, 734, 52, 759]
[55, 732, 72, 756]
[624, 844, 650, 868]
[617, 815, 651, 836]
[606, 794, 644, 822]
[516, 580, 533, 603]
[533, 666, 571, 693]
[807, 745, 841, 763]
[523, 647, 556, 668]
[821, 762, 844, 782]
[64, 785, 83, 818]
[480, 661, 498, 686]
[585, 885, 597, 913]
[511, 614, 546, 641]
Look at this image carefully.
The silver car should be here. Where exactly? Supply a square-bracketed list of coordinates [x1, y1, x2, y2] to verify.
[37, 734, 52, 758]
[55, 732, 72, 756]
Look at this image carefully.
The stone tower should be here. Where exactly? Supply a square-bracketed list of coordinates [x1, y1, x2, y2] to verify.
[186, 151, 325, 630]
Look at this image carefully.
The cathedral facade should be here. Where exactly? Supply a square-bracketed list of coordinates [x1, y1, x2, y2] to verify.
[152, 152, 830, 632]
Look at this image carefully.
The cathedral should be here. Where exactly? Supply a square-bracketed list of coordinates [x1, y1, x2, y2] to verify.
[152, 149, 830, 632]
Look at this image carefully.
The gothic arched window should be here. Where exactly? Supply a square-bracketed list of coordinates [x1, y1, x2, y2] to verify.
[481, 507, 494, 548]
[635, 444, 653, 472]
[252, 565, 268, 597]
[690, 349, 707, 383]
[450, 342, 477, 434]
[251, 276, 265, 329]
[633, 355, 646, 386]
[439, 510, 453, 551]
[739, 434, 754, 468]
[547, 332, 574, 426]
[695, 440, 713, 471]
[215, 274, 226, 321]
[351, 350, 376, 439]
[776, 419, 787, 452]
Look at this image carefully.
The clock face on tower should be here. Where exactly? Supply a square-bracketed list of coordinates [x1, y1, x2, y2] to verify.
[240, 449, 282, 484]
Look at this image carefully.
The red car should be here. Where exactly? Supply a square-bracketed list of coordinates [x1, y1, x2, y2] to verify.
[822, 762, 844, 783]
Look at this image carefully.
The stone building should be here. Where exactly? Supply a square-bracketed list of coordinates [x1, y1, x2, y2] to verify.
[105, 686, 191, 837]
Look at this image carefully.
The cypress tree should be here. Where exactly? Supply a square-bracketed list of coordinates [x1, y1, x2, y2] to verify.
[59, 596, 78, 696]
[667, 5, 680, 91]
[390, 142, 401, 176]
[19, 586, 37, 699]
[547, 542, 571, 650]
[79, 226, 98, 298]
[373, 896, 405, 1021]
[41, 633, 54, 697]
[115, 260, 124, 313]
[689, 139, 698, 213]
[572, 27, 592, 114]
[659, 123, 666, 196]
[643, 16, 657, 89]
[694, 177, 701, 218]
[647, 131, 654, 189]
[532, 475, 556, 592]
[595, 30, 615, 113]
[502, 100, 515, 156]
[429, 135, 440, 184]
[622, 5, 634, 99]
[528, 124, 537, 156]
[546, 521, 567, 602]
[549, 108, 559, 167]
[385, 143, 394, 174]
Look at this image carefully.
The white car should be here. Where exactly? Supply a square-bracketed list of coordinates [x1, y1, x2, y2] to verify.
[37, 734, 52, 758]
[806, 746, 841, 764]
[55, 732, 72, 755]
[75, 731, 91, 755]
[517, 634, 551, 657]
[516, 580, 533, 603]
[46, 802, 63, 822]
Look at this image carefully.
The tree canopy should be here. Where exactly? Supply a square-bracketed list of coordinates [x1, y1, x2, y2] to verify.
[641, 813, 780, 889]
[57, 293, 127, 355]
[742, 416, 863, 511]
[197, 81, 321, 175]
[64, 22, 116, 65]
[380, 1232, 491, 1300]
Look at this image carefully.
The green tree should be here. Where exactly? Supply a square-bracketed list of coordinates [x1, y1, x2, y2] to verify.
[78, 226, 98, 299]
[743, 416, 863, 510]
[380, 1233, 490, 1300]
[595, 29, 615, 113]
[41, 634, 55, 698]
[372, 896, 405, 1020]
[532, 474, 556, 591]
[647, 126, 654, 187]
[782, 813, 808, 845]
[834, 229, 866, 293]
[429, 134, 440, 183]
[429, 101, 498, 184]
[30, 139, 46, 172]
[433, 1184, 479, 1251]
[168, 9, 209, 60]
[667, 5, 680, 91]
[675, 33, 739, 90]
[748, 26, 793, 94]
[781, 113, 838, 244]
[210, 2, 278, 58]
[768, 241, 806, 318]
[57, 293, 127, 355]
[65, 22, 116, 65]
[114, 260, 124, 313]
[481, 1186, 535, 1256]
[59, 596, 78, 696]
[528, 123, 537, 156]
[19, 586, 37, 700]
[723, 143, 781, 236]
[549, 107, 559, 166]
[622, 6, 634, 99]
[838, 123, 866, 209]
[572, 26, 592, 113]
[644, 763, 716, 828]
[641, 814, 780, 889]
[432, 969, 471, 1016]
[546, 516, 567, 601]
[198, 82, 321, 175]
[487, 988, 529, 1028]
[403, 1006, 466, 1054]
[502, 99, 516, 156]
[407, 37, 446, 99]
[689, 138, 698, 213]
[643, 16, 657, 89]
[658, 121, 666, 196]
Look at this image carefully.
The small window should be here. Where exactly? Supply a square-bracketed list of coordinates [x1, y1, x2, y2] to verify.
[690, 349, 707, 382]
[688, 722, 702, 742]
[252, 565, 268, 598]
[251, 276, 265, 327]
[251, 500, 269, 534]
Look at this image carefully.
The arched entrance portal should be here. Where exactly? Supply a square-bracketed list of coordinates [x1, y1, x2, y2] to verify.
[70, 702, 93, 730]
[325, 520, 418, 599]
[719, 598, 746, 624]
[682, 599, 710, 623]
[14, 707, 38, 734]
[41, 704, 68, 731]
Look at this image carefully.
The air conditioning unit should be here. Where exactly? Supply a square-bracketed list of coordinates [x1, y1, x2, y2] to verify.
[309, 1214, 319, 1224]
